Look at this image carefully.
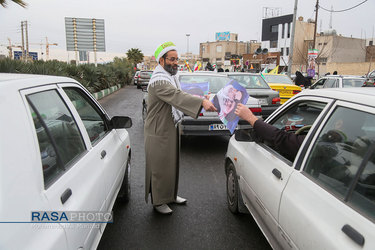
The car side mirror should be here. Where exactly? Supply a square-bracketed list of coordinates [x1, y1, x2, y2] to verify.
[235, 129, 254, 142]
[110, 116, 132, 129]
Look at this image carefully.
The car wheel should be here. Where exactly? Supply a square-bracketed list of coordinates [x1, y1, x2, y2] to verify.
[142, 102, 147, 123]
[137, 83, 141, 89]
[226, 162, 240, 213]
[118, 156, 131, 203]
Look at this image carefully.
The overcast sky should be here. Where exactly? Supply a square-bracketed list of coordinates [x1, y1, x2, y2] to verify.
[0, 0, 374, 61]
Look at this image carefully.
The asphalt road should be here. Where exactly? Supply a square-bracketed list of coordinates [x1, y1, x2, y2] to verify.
[97, 85, 271, 250]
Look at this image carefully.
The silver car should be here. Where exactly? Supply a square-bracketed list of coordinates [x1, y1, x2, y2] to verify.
[311, 75, 366, 89]
[142, 72, 261, 136]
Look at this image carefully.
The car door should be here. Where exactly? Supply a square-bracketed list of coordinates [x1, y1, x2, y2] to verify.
[239, 96, 331, 243]
[279, 101, 375, 249]
[311, 78, 327, 89]
[59, 84, 129, 214]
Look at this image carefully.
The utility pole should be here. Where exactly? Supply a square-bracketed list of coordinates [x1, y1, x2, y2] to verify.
[25, 20, 30, 61]
[186, 34, 190, 60]
[287, 0, 298, 76]
[313, 0, 319, 49]
[21, 21, 25, 61]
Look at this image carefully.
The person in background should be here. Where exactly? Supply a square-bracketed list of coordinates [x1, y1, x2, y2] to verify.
[294, 71, 308, 87]
[333, 71, 338, 75]
[144, 41, 217, 215]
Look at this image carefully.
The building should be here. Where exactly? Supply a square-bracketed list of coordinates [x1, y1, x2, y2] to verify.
[315, 32, 366, 75]
[260, 14, 315, 72]
[199, 32, 260, 71]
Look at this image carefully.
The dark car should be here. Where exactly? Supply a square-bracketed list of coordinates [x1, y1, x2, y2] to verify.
[222, 72, 281, 119]
[137, 70, 153, 89]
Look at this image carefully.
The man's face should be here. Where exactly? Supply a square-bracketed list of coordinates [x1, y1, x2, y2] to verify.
[161, 50, 178, 75]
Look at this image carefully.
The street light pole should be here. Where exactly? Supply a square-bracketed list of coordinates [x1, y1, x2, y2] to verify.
[287, 0, 298, 77]
[186, 34, 190, 59]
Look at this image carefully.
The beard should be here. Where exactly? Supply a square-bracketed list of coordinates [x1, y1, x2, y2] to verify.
[164, 63, 178, 75]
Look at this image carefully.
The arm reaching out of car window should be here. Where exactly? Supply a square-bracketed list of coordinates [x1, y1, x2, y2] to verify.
[235, 103, 306, 161]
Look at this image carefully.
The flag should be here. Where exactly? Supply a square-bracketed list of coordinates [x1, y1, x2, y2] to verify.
[269, 65, 279, 74]
[262, 66, 268, 74]
[194, 61, 201, 72]
[185, 60, 192, 72]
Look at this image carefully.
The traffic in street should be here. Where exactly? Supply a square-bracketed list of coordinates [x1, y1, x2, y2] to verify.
[97, 85, 271, 249]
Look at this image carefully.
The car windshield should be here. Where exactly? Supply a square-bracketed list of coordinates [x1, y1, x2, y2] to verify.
[342, 79, 365, 88]
[140, 71, 152, 77]
[264, 74, 294, 84]
[227, 74, 269, 89]
[179, 75, 230, 93]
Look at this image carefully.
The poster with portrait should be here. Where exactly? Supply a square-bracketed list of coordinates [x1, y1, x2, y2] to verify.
[307, 49, 318, 78]
[211, 79, 249, 134]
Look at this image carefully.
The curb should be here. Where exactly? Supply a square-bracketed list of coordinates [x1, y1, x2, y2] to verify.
[92, 84, 122, 100]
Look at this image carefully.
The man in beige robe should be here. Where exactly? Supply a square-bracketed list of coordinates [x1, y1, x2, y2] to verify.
[144, 42, 216, 214]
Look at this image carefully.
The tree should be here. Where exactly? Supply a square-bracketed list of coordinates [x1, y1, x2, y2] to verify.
[0, 0, 27, 7]
[126, 48, 144, 69]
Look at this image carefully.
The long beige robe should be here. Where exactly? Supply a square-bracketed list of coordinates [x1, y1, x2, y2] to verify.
[144, 80, 203, 205]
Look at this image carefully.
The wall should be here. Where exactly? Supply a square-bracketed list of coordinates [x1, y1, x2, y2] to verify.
[325, 62, 373, 76]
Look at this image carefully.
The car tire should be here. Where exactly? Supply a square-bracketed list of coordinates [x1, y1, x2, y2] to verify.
[142, 102, 147, 123]
[118, 156, 131, 203]
[226, 162, 239, 213]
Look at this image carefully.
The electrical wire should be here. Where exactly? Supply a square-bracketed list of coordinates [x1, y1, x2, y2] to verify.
[319, 0, 368, 13]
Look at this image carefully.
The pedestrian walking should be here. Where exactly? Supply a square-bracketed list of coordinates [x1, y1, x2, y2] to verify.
[144, 41, 217, 214]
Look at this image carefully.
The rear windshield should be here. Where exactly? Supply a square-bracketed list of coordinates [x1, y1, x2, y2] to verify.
[227, 74, 269, 89]
[264, 75, 294, 84]
[343, 79, 365, 88]
[179, 75, 230, 93]
[140, 71, 153, 78]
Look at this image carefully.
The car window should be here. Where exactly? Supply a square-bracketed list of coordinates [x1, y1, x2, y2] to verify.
[227, 75, 270, 89]
[311, 78, 327, 89]
[265, 100, 327, 161]
[179, 75, 229, 93]
[323, 78, 337, 88]
[343, 79, 365, 88]
[63, 87, 108, 144]
[271, 101, 326, 132]
[304, 106, 375, 221]
[27, 90, 86, 188]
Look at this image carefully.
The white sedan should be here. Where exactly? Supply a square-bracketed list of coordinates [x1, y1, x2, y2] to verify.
[225, 88, 375, 249]
[0, 73, 132, 249]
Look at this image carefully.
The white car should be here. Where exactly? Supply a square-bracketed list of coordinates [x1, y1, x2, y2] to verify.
[225, 88, 375, 249]
[311, 75, 366, 89]
[0, 74, 132, 249]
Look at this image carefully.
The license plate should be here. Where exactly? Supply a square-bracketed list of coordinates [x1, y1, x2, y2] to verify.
[209, 124, 227, 130]
[278, 90, 292, 95]
[258, 98, 268, 105]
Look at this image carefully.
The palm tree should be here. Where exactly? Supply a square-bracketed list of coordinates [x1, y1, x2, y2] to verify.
[0, 0, 27, 7]
[126, 48, 144, 69]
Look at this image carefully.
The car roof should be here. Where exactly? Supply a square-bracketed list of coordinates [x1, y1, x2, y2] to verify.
[323, 75, 366, 79]
[298, 88, 375, 105]
[0, 73, 79, 91]
[178, 72, 223, 77]
[220, 72, 261, 76]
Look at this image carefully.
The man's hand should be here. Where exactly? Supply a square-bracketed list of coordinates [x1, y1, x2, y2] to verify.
[202, 99, 217, 112]
[235, 103, 258, 126]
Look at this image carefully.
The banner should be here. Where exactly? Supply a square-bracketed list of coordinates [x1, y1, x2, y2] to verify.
[307, 49, 318, 78]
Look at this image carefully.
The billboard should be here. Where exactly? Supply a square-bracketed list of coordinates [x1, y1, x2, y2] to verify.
[14, 51, 38, 60]
[65, 17, 105, 52]
[215, 32, 230, 41]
